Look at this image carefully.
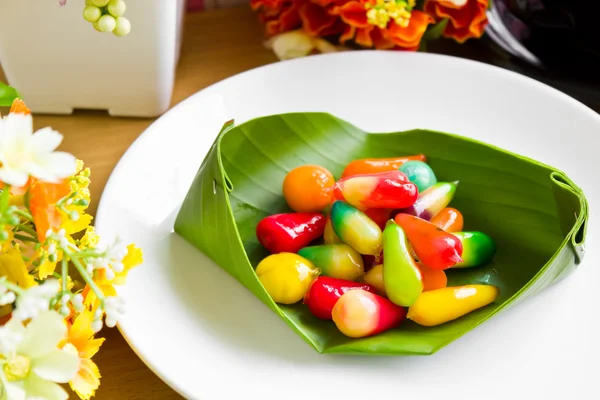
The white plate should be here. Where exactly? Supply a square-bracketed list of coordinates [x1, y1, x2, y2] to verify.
[96, 51, 600, 400]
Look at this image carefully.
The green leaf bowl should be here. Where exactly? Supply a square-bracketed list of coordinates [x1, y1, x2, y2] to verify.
[174, 112, 588, 356]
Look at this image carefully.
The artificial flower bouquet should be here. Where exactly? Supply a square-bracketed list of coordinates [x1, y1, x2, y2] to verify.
[253, 0, 489, 59]
[0, 83, 143, 400]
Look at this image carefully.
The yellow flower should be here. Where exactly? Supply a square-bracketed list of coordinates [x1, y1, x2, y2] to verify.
[113, 244, 143, 285]
[80, 227, 100, 250]
[62, 309, 105, 400]
[0, 246, 36, 288]
[83, 244, 143, 310]
[60, 160, 93, 236]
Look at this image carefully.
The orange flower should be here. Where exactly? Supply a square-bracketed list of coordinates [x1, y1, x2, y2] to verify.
[332, 1, 370, 28]
[383, 10, 434, 50]
[28, 178, 71, 241]
[332, 1, 432, 50]
[261, 0, 303, 37]
[424, 0, 488, 43]
[300, 2, 344, 37]
[9, 98, 31, 115]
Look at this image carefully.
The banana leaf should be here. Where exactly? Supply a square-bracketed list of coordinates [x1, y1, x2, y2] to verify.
[174, 113, 588, 355]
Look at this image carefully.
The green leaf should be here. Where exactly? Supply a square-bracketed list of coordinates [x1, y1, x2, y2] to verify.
[0, 82, 21, 107]
[423, 18, 449, 41]
[174, 113, 588, 355]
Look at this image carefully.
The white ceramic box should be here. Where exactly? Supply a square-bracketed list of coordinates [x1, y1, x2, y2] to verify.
[0, 0, 185, 117]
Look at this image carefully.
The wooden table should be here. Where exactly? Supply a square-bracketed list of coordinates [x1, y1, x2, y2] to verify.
[1, 6, 597, 399]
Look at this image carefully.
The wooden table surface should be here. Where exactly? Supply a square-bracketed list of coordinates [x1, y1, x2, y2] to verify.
[1, 6, 597, 400]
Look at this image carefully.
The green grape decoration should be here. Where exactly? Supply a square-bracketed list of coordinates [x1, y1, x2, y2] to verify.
[82, 0, 131, 37]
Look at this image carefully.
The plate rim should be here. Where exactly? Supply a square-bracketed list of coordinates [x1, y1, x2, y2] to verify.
[94, 50, 600, 399]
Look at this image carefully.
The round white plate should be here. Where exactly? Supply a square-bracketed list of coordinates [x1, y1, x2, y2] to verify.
[96, 51, 600, 400]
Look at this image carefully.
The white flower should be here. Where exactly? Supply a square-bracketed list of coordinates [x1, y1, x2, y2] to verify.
[0, 311, 79, 400]
[0, 113, 76, 187]
[265, 30, 344, 60]
[0, 284, 16, 306]
[87, 236, 128, 281]
[71, 294, 84, 313]
[11, 279, 60, 322]
[103, 296, 125, 328]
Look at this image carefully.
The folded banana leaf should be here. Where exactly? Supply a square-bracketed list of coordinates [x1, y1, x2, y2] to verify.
[174, 113, 588, 355]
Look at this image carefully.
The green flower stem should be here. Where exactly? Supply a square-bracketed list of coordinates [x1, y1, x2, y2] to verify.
[13, 234, 37, 243]
[0, 279, 25, 296]
[61, 257, 68, 294]
[13, 209, 33, 222]
[17, 224, 38, 238]
[67, 250, 105, 302]
[0, 184, 10, 212]
[71, 250, 102, 258]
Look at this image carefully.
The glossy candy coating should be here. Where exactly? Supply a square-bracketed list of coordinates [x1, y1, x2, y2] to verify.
[330, 201, 383, 255]
[382, 221, 424, 307]
[394, 214, 463, 270]
[341, 155, 427, 178]
[323, 218, 342, 245]
[430, 207, 464, 233]
[282, 165, 335, 212]
[256, 212, 326, 254]
[303, 276, 376, 320]
[363, 264, 386, 296]
[332, 289, 407, 338]
[364, 208, 392, 231]
[407, 285, 500, 326]
[399, 160, 437, 192]
[256, 253, 320, 304]
[396, 181, 457, 220]
[451, 232, 496, 268]
[418, 263, 448, 291]
[298, 244, 365, 281]
[333, 171, 418, 210]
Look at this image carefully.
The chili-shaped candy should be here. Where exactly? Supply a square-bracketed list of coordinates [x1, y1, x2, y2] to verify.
[333, 171, 418, 210]
[332, 289, 407, 338]
[256, 253, 320, 304]
[256, 212, 326, 254]
[430, 207, 464, 232]
[451, 231, 496, 268]
[382, 220, 423, 307]
[365, 262, 447, 296]
[363, 264, 386, 296]
[407, 285, 500, 326]
[303, 276, 375, 320]
[418, 263, 448, 291]
[323, 217, 342, 245]
[394, 214, 463, 270]
[298, 244, 365, 281]
[396, 181, 457, 220]
[399, 160, 437, 192]
[364, 208, 392, 231]
[330, 201, 382, 255]
[341, 155, 427, 178]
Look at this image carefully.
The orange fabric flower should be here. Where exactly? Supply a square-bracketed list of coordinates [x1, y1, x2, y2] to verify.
[331, 1, 370, 28]
[262, 1, 303, 37]
[9, 98, 31, 115]
[300, 2, 341, 37]
[424, 0, 488, 43]
[28, 179, 71, 242]
[383, 10, 434, 50]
